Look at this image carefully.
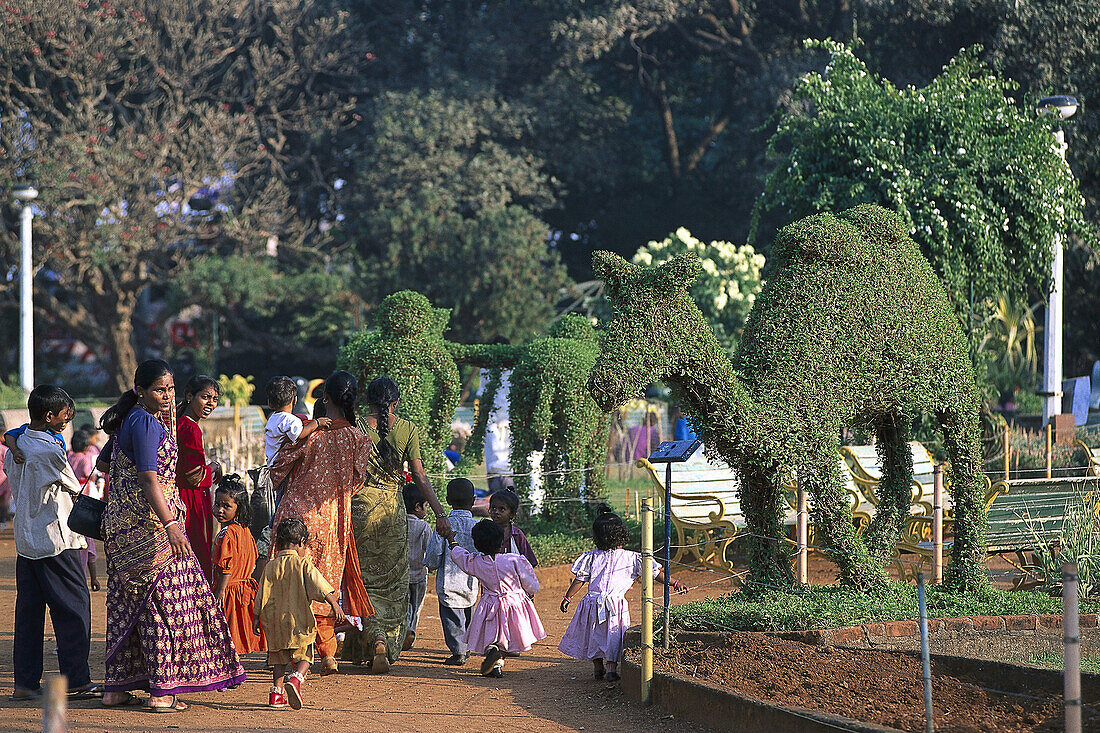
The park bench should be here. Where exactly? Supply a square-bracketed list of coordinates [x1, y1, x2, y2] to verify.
[841, 441, 940, 515]
[636, 450, 872, 574]
[635, 450, 743, 574]
[1077, 440, 1100, 477]
[894, 475, 1100, 588]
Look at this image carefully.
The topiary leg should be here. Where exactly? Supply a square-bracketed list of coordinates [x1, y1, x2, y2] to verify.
[937, 405, 989, 592]
[863, 416, 914, 571]
[739, 466, 794, 590]
[805, 446, 884, 589]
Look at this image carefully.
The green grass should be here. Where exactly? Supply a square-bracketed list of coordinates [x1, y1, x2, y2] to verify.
[1026, 652, 1100, 674]
[668, 582, 1100, 633]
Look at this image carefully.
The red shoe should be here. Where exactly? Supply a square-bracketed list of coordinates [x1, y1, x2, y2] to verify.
[268, 687, 288, 709]
[285, 672, 304, 710]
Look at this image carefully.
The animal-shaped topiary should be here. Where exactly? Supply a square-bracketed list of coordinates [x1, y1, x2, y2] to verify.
[589, 204, 987, 592]
[508, 314, 609, 521]
[339, 290, 461, 486]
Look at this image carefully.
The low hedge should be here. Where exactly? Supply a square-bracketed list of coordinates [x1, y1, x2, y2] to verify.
[669, 582, 1100, 633]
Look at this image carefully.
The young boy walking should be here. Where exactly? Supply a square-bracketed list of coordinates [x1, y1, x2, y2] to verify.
[426, 478, 480, 665]
[4, 385, 98, 699]
[403, 483, 432, 651]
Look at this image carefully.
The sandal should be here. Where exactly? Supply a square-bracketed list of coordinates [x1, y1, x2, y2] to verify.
[147, 695, 188, 712]
[371, 639, 390, 674]
[9, 688, 42, 701]
[102, 691, 143, 707]
[69, 682, 104, 699]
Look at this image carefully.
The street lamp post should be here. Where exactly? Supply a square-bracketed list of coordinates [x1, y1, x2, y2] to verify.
[1037, 96, 1078, 427]
[13, 183, 38, 395]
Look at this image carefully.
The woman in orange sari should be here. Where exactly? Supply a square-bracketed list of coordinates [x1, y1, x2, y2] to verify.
[269, 371, 374, 675]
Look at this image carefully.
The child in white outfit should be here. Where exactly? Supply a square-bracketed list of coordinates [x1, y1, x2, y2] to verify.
[558, 507, 683, 682]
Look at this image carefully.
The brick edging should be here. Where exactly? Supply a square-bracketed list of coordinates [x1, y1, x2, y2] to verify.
[773, 613, 1100, 645]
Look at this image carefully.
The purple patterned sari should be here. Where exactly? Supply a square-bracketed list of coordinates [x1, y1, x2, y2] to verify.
[104, 407, 245, 695]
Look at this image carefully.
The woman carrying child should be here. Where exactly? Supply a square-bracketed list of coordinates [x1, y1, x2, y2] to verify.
[559, 506, 684, 682]
[176, 375, 223, 582]
[441, 519, 545, 677]
[212, 474, 265, 654]
[269, 370, 374, 676]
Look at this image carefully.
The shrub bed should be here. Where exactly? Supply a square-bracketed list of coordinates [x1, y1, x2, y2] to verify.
[669, 582, 1100, 633]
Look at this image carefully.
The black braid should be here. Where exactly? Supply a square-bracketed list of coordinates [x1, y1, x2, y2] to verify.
[367, 376, 401, 470]
[340, 381, 357, 425]
[323, 370, 359, 426]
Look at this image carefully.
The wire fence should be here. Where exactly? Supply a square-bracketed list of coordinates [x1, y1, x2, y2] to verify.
[634, 503, 1098, 729]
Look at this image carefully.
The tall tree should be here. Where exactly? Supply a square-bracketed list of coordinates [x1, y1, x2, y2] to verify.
[753, 42, 1091, 329]
[346, 91, 568, 344]
[0, 0, 364, 391]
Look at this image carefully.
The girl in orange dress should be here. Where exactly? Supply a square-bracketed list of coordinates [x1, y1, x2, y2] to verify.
[213, 475, 265, 654]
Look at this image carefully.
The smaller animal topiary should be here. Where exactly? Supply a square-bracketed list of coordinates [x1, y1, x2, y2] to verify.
[339, 290, 461, 489]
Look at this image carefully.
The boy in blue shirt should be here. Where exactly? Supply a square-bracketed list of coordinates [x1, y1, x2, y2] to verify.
[426, 478, 480, 665]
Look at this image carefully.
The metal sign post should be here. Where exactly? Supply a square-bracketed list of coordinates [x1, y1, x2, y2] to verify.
[647, 439, 702, 650]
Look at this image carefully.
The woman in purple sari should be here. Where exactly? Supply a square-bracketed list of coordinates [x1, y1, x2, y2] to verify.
[100, 360, 244, 711]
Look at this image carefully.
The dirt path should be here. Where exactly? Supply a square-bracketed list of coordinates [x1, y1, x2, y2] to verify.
[0, 530, 721, 733]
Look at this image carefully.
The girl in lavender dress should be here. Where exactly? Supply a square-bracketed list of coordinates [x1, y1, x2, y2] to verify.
[558, 506, 684, 682]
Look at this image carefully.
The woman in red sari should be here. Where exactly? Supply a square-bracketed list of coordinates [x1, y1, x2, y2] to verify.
[176, 375, 222, 582]
[269, 370, 374, 675]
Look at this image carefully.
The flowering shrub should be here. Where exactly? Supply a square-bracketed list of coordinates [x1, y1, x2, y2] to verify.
[633, 228, 765, 354]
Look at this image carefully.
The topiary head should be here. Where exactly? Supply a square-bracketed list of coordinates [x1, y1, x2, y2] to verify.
[377, 290, 435, 338]
[549, 313, 597, 343]
[587, 250, 705, 411]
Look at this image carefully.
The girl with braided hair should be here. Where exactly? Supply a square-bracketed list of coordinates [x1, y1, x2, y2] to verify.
[345, 376, 450, 672]
[268, 371, 375, 676]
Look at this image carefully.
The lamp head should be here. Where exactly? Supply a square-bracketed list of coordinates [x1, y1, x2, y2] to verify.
[1038, 95, 1079, 121]
[12, 184, 38, 202]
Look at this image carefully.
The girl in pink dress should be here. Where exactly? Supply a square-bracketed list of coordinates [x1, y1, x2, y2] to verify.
[558, 507, 684, 682]
[444, 519, 545, 678]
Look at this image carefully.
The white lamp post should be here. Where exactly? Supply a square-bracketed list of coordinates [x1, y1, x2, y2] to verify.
[1037, 95, 1078, 426]
[13, 183, 38, 395]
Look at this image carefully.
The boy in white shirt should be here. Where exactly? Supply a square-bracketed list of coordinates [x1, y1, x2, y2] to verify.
[5, 385, 98, 699]
[254, 377, 330, 559]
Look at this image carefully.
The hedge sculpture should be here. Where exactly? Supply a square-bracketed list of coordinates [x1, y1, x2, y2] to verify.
[342, 294, 609, 518]
[452, 315, 609, 520]
[589, 204, 987, 592]
[339, 290, 461, 484]
[508, 314, 609, 520]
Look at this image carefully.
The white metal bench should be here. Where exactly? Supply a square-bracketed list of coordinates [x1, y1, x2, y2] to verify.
[635, 448, 742, 574]
[841, 441, 939, 515]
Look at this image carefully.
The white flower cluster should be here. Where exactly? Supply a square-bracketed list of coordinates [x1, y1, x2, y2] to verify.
[631, 227, 766, 350]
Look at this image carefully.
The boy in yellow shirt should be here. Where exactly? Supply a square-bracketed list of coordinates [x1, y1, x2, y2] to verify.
[254, 518, 346, 710]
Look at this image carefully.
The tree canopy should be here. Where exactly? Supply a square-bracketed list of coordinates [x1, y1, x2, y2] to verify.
[753, 41, 1091, 327]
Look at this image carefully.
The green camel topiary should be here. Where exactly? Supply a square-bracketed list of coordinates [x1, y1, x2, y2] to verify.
[589, 204, 987, 592]
[339, 290, 461, 487]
